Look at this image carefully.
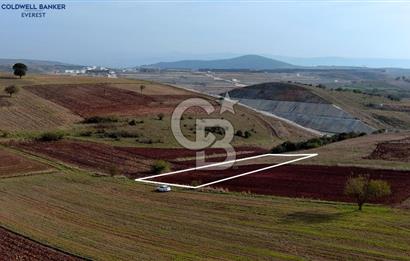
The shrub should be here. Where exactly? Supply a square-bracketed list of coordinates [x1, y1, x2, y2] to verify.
[37, 132, 64, 142]
[4, 85, 19, 97]
[82, 116, 118, 124]
[151, 160, 170, 174]
[235, 130, 243, 137]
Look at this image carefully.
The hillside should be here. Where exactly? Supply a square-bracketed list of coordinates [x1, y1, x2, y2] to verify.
[227, 82, 375, 134]
[0, 73, 314, 147]
[0, 58, 83, 73]
[146, 55, 297, 70]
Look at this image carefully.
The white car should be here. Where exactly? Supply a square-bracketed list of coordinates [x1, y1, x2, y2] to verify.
[156, 184, 171, 192]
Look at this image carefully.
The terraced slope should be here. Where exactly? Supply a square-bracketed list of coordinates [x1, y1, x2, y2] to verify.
[227, 82, 375, 134]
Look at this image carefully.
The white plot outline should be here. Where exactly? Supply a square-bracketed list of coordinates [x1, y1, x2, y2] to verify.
[135, 153, 318, 189]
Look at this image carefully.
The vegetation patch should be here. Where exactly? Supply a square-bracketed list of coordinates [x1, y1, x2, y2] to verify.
[36, 131, 65, 142]
[271, 132, 366, 153]
[82, 116, 119, 124]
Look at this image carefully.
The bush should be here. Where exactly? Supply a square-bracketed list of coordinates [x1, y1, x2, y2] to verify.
[4, 85, 19, 97]
[151, 160, 170, 174]
[82, 116, 118, 124]
[37, 132, 64, 142]
[235, 130, 243, 137]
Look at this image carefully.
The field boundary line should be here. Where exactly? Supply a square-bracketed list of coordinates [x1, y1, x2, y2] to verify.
[0, 169, 57, 180]
[135, 153, 318, 189]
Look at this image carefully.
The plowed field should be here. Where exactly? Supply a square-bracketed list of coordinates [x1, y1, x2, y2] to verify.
[25, 84, 197, 117]
[0, 226, 84, 260]
[153, 164, 410, 204]
[10, 140, 265, 177]
[367, 138, 410, 162]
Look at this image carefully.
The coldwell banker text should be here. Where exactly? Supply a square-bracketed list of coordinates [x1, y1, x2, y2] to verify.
[1, 3, 66, 18]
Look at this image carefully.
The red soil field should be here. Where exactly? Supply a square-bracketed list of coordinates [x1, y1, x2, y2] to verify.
[0, 148, 50, 178]
[9, 140, 265, 177]
[10, 140, 154, 176]
[24, 84, 197, 117]
[152, 164, 410, 204]
[367, 137, 410, 162]
[120, 146, 267, 161]
[0, 226, 84, 260]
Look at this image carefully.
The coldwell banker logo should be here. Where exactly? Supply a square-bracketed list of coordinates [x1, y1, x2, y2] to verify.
[1, 2, 66, 18]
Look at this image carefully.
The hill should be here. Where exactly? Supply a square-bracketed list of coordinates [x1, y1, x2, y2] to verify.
[146, 55, 297, 70]
[226, 82, 375, 134]
[0, 58, 83, 73]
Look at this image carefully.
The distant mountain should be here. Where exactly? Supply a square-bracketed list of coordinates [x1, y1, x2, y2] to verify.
[0, 58, 83, 73]
[145, 55, 297, 70]
[270, 56, 410, 69]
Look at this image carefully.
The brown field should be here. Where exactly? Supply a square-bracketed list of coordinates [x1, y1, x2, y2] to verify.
[10, 140, 154, 176]
[367, 137, 410, 162]
[0, 147, 51, 178]
[24, 83, 199, 117]
[153, 164, 410, 204]
[0, 226, 84, 261]
[9, 140, 266, 177]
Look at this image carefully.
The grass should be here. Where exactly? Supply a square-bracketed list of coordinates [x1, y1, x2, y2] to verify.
[0, 168, 409, 260]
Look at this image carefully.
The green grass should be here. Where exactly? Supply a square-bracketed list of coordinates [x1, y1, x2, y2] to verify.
[0, 169, 409, 260]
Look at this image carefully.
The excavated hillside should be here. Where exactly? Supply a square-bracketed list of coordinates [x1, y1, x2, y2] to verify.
[227, 82, 375, 134]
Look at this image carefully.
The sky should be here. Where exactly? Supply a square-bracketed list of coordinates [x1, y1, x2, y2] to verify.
[1, 0, 410, 67]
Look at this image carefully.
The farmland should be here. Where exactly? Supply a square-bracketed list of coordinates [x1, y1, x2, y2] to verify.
[24, 83, 197, 117]
[0, 147, 51, 178]
[152, 164, 410, 204]
[9, 139, 266, 177]
[0, 226, 83, 260]
[0, 171, 410, 260]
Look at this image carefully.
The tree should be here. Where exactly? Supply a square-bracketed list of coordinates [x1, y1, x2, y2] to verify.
[12, 63, 27, 78]
[344, 175, 391, 211]
[4, 85, 19, 97]
[140, 84, 146, 94]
